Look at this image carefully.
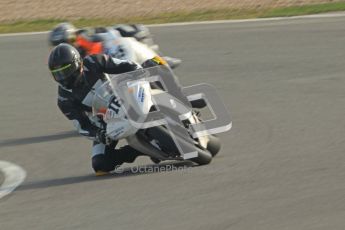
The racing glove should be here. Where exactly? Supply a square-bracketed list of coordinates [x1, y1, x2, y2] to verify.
[95, 129, 111, 145]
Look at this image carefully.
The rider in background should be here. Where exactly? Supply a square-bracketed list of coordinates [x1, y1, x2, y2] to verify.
[48, 22, 181, 68]
[49, 23, 118, 57]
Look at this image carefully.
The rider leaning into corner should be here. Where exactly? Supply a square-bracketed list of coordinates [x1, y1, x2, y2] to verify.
[48, 22, 181, 68]
[48, 43, 164, 176]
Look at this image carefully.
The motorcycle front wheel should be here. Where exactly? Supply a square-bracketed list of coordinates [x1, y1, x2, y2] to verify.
[145, 126, 212, 165]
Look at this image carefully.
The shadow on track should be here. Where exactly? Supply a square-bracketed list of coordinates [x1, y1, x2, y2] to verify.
[0, 131, 79, 148]
[16, 161, 195, 191]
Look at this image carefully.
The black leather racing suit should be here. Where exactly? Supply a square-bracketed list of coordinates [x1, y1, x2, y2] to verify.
[57, 54, 142, 172]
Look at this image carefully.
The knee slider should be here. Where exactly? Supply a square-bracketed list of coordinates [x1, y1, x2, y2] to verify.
[92, 154, 115, 172]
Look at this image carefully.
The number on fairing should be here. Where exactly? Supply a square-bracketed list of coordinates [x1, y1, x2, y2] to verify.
[109, 97, 121, 114]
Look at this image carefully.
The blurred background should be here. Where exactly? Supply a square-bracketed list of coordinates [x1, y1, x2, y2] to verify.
[0, 0, 345, 32]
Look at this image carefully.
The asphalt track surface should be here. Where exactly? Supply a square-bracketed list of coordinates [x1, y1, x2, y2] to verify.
[1, 15, 345, 230]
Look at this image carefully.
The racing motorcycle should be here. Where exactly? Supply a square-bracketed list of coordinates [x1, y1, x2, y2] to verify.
[91, 65, 231, 165]
[91, 26, 181, 69]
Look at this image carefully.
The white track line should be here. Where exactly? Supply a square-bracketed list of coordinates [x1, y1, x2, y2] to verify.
[0, 161, 26, 199]
[0, 12, 345, 37]
[0, 31, 48, 37]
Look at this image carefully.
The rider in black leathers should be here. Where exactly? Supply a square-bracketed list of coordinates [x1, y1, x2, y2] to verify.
[48, 43, 143, 175]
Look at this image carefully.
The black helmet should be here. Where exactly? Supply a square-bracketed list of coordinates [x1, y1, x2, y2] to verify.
[49, 22, 77, 46]
[48, 43, 82, 89]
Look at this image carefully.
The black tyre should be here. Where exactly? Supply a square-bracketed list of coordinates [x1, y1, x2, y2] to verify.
[207, 135, 221, 157]
[146, 126, 212, 165]
[191, 148, 213, 165]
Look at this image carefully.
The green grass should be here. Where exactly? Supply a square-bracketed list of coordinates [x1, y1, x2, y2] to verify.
[1, 2, 345, 34]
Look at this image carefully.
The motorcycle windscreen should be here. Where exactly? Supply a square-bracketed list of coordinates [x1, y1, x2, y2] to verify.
[92, 86, 111, 117]
[92, 65, 179, 128]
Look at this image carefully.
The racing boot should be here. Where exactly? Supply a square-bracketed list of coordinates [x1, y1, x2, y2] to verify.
[92, 145, 143, 176]
[92, 154, 116, 176]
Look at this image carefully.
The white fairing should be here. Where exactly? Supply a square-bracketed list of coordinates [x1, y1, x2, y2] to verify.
[102, 29, 156, 65]
[127, 80, 153, 116]
[106, 119, 133, 140]
[104, 80, 154, 140]
[125, 38, 156, 64]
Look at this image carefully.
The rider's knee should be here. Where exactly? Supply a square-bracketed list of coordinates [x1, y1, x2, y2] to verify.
[91, 154, 115, 172]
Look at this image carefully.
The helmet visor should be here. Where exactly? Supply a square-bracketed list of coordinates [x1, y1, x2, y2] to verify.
[51, 63, 77, 83]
